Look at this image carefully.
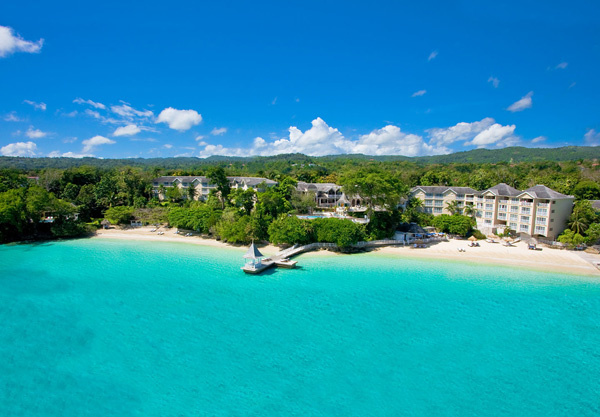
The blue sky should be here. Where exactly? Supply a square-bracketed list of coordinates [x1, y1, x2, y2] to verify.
[1, 0, 599, 158]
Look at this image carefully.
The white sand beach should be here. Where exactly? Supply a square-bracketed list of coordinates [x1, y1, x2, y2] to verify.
[94, 226, 600, 276]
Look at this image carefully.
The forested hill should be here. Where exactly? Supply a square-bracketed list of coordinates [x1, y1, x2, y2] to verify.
[1, 146, 599, 170]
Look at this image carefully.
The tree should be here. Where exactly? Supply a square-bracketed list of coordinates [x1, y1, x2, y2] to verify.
[229, 188, 256, 214]
[104, 206, 135, 225]
[165, 186, 183, 203]
[186, 185, 198, 201]
[585, 223, 600, 245]
[431, 214, 474, 237]
[463, 203, 477, 218]
[268, 215, 314, 245]
[445, 200, 462, 215]
[312, 218, 365, 248]
[208, 167, 231, 209]
[568, 200, 597, 235]
[340, 168, 408, 213]
[572, 181, 600, 201]
[557, 229, 586, 247]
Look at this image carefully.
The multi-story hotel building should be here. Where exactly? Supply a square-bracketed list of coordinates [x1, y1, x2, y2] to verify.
[410, 183, 574, 240]
[152, 176, 277, 201]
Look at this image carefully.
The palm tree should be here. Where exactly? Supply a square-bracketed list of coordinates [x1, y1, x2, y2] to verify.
[463, 203, 477, 219]
[187, 186, 198, 201]
[446, 200, 462, 215]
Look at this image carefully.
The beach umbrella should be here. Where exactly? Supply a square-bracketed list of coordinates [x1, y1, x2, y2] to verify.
[468, 236, 477, 241]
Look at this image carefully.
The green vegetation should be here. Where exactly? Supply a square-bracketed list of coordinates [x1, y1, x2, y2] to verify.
[2, 148, 600, 247]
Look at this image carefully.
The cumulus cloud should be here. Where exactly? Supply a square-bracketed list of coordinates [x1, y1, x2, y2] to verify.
[507, 91, 533, 112]
[23, 100, 46, 111]
[113, 124, 141, 137]
[428, 118, 496, 146]
[211, 127, 227, 136]
[428, 118, 518, 148]
[0, 141, 37, 156]
[82, 135, 116, 152]
[0, 25, 43, 57]
[555, 62, 568, 69]
[4, 112, 23, 122]
[156, 107, 202, 131]
[73, 98, 106, 109]
[466, 123, 517, 147]
[488, 76, 500, 88]
[25, 126, 47, 139]
[198, 117, 445, 158]
[584, 129, 600, 146]
[428, 50, 438, 61]
[163, 144, 173, 149]
[412, 90, 427, 97]
[48, 150, 94, 158]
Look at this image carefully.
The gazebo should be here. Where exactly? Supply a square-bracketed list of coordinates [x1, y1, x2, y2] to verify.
[243, 242, 265, 268]
[101, 219, 111, 229]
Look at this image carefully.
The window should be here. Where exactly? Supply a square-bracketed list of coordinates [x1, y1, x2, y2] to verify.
[521, 207, 531, 214]
[424, 207, 433, 213]
[550, 218, 554, 222]
[520, 224, 529, 232]
[182, 182, 188, 186]
[510, 206, 519, 213]
[498, 204, 507, 211]
[485, 211, 493, 219]
[456, 194, 465, 199]
[484, 219, 492, 225]
[537, 208, 548, 216]
[435, 200, 444, 207]
[163, 182, 170, 186]
[510, 222, 518, 229]
[435, 193, 444, 198]
[536, 217, 547, 225]
[535, 226, 546, 234]
[521, 216, 530, 223]
[485, 203, 493, 210]
[510, 214, 518, 221]
[153, 182, 158, 186]
[425, 200, 433, 207]
[434, 207, 443, 213]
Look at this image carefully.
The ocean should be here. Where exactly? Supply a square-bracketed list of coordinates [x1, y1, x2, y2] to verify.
[1, 238, 599, 416]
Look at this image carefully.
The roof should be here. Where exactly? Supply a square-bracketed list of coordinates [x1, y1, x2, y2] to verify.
[591, 200, 600, 211]
[296, 182, 341, 192]
[243, 242, 264, 259]
[411, 186, 478, 195]
[520, 185, 573, 199]
[484, 183, 521, 197]
[152, 176, 277, 186]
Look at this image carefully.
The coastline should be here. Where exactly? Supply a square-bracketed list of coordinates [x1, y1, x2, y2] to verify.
[93, 226, 600, 277]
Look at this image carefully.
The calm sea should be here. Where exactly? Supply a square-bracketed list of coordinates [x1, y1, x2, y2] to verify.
[1, 238, 599, 416]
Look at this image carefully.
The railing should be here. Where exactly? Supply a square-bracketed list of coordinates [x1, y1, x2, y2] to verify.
[520, 201, 532, 207]
[537, 203, 550, 208]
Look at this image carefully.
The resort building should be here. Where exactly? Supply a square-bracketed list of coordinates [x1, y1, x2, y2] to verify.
[410, 183, 574, 240]
[296, 182, 344, 208]
[152, 176, 277, 201]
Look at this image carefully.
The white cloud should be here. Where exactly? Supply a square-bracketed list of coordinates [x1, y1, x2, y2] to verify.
[0, 141, 37, 156]
[163, 144, 173, 149]
[129, 137, 158, 142]
[113, 124, 141, 137]
[466, 123, 517, 147]
[507, 91, 533, 112]
[531, 136, 546, 144]
[569, 82, 576, 89]
[271, 97, 277, 105]
[488, 76, 500, 88]
[25, 126, 47, 139]
[412, 90, 427, 97]
[428, 118, 496, 146]
[111, 104, 153, 119]
[198, 117, 445, 158]
[4, 112, 23, 122]
[83, 109, 120, 124]
[428, 50, 438, 61]
[23, 100, 46, 111]
[195, 135, 206, 141]
[584, 129, 600, 146]
[82, 135, 116, 152]
[211, 127, 228, 136]
[353, 125, 443, 156]
[48, 150, 94, 158]
[0, 26, 43, 57]
[156, 107, 202, 131]
[73, 98, 106, 109]
[555, 62, 568, 70]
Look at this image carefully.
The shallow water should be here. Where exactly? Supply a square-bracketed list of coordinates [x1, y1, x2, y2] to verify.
[1, 239, 599, 416]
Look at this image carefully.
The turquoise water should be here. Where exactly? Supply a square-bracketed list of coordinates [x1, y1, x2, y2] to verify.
[1, 239, 599, 416]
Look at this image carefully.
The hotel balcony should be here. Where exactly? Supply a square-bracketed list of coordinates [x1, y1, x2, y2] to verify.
[537, 202, 550, 208]
[520, 201, 533, 207]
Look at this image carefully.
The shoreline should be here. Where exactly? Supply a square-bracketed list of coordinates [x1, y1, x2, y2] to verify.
[93, 226, 600, 277]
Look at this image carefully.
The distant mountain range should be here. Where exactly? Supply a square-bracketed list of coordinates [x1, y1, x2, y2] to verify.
[1, 146, 599, 170]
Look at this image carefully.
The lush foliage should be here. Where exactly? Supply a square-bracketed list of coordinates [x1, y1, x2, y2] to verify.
[431, 214, 474, 237]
